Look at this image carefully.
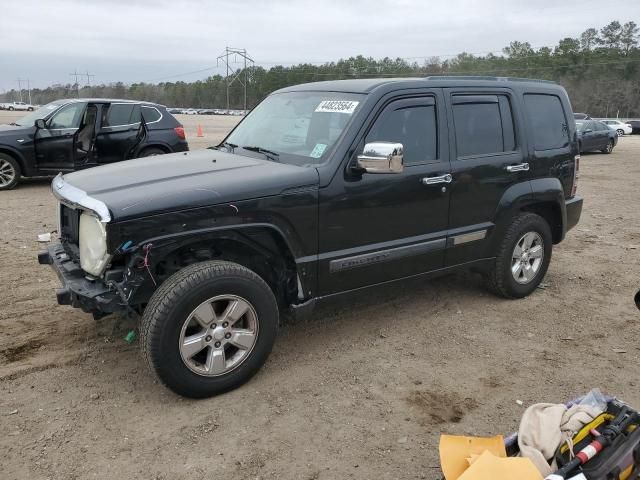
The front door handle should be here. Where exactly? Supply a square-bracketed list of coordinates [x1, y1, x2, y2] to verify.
[421, 174, 452, 185]
[505, 163, 529, 173]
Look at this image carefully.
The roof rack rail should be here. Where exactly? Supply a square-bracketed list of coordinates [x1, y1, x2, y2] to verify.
[424, 75, 557, 85]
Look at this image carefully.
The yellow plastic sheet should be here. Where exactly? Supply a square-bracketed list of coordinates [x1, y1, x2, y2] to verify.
[439, 435, 507, 480]
[457, 451, 543, 480]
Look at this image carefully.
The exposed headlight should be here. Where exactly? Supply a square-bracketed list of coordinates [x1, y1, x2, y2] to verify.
[79, 212, 110, 276]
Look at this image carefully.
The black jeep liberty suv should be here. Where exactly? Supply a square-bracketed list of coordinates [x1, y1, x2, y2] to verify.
[39, 77, 583, 398]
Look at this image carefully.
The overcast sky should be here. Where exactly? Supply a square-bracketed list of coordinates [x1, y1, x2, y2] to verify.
[1, 0, 639, 90]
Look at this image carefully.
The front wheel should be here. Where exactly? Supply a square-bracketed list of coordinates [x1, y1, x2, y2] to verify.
[141, 261, 279, 398]
[616, 129, 624, 137]
[485, 213, 552, 298]
[602, 139, 614, 154]
[0, 154, 20, 191]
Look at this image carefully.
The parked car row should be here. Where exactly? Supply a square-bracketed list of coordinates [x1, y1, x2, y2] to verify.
[0, 98, 188, 190]
[0, 101, 35, 111]
[167, 107, 247, 116]
[573, 113, 637, 136]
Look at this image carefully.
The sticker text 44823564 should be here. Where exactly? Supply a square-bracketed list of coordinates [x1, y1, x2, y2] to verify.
[315, 100, 359, 114]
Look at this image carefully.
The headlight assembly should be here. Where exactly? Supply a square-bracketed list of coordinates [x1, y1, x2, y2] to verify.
[79, 212, 110, 276]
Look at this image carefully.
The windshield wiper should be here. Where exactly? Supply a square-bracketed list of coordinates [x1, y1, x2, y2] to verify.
[241, 145, 280, 162]
[209, 141, 237, 152]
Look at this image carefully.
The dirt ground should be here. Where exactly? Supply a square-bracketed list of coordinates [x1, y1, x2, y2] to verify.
[0, 110, 639, 480]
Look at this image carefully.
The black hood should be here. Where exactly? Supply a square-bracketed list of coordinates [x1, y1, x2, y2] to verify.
[0, 123, 32, 134]
[61, 149, 319, 221]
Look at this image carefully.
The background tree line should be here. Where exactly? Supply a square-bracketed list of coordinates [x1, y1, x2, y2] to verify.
[2, 20, 639, 118]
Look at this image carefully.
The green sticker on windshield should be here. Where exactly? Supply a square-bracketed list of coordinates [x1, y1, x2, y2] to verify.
[310, 143, 327, 158]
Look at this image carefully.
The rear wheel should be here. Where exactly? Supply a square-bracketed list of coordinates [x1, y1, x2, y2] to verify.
[8, 106, 14, 111]
[137, 147, 166, 158]
[485, 213, 552, 298]
[0, 154, 20, 191]
[602, 139, 614, 154]
[141, 261, 279, 398]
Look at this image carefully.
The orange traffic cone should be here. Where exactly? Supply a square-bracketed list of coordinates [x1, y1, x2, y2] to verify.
[197, 125, 204, 137]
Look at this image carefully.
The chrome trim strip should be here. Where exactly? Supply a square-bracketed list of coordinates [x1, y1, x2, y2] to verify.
[451, 229, 487, 245]
[329, 238, 446, 273]
[51, 173, 111, 222]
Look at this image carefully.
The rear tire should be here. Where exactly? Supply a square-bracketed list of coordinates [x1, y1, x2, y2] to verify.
[0, 154, 20, 191]
[602, 139, 614, 154]
[137, 147, 166, 158]
[8, 106, 14, 111]
[485, 213, 552, 299]
[141, 261, 279, 398]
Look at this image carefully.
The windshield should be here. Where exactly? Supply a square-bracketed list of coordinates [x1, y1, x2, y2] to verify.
[223, 91, 364, 166]
[575, 121, 586, 131]
[15, 101, 65, 126]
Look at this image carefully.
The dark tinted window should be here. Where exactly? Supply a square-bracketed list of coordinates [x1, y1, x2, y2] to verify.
[142, 106, 161, 123]
[104, 104, 137, 127]
[453, 95, 516, 157]
[366, 102, 437, 165]
[596, 121, 610, 132]
[524, 94, 569, 150]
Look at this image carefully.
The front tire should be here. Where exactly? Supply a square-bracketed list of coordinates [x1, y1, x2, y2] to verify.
[141, 261, 279, 398]
[485, 213, 552, 299]
[0, 154, 20, 191]
[616, 129, 624, 137]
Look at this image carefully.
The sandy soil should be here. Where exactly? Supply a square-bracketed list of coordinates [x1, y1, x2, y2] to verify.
[0, 110, 639, 480]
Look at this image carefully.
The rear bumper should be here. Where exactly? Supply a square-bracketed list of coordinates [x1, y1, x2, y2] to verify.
[39, 243, 121, 317]
[565, 196, 583, 233]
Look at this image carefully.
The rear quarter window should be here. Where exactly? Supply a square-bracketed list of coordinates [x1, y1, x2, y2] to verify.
[524, 94, 569, 150]
[142, 106, 162, 123]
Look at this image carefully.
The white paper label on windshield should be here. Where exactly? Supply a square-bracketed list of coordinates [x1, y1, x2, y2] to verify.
[315, 100, 359, 114]
[310, 143, 327, 158]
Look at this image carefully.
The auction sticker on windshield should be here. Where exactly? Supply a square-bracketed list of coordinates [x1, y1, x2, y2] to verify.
[315, 100, 359, 114]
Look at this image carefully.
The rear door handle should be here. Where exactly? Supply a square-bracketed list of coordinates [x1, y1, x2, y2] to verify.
[421, 174, 452, 185]
[505, 163, 529, 173]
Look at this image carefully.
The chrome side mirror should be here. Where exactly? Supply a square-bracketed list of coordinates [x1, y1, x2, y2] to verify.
[357, 142, 404, 174]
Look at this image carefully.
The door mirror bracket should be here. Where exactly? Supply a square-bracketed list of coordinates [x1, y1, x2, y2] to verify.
[356, 142, 404, 174]
[34, 119, 46, 129]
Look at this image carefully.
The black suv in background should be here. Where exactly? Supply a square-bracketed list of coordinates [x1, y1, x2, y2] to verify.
[0, 99, 188, 190]
[40, 77, 582, 398]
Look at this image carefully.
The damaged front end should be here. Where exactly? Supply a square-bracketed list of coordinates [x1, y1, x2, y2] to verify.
[38, 241, 151, 320]
[39, 174, 151, 319]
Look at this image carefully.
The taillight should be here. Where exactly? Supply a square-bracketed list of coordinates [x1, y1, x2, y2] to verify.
[571, 154, 580, 197]
[174, 126, 185, 140]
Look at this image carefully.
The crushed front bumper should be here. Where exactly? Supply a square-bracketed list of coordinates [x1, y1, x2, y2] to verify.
[38, 243, 122, 317]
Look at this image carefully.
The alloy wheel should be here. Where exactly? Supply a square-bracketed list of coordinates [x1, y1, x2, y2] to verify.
[511, 232, 544, 284]
[178, 295, 259, 376]
[0, 159, 16, 187]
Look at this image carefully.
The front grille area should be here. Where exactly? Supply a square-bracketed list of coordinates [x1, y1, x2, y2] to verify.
[59, 203, 81, 260]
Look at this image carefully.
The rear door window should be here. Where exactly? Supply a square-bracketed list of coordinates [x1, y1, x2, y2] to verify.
[524, 94, 569, 150]
[103, 104, 138, 127]
[452, 95, 516, 157]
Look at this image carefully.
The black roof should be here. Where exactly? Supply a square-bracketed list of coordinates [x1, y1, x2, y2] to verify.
[54, 98, 164, 106]
[277, 76, 560, 94]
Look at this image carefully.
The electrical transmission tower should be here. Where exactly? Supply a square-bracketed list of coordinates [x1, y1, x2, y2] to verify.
[69, 70, 81, 97]
[216, 47, 254, 111]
